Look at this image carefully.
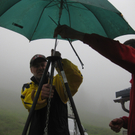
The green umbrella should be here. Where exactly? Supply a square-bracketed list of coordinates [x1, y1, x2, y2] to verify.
[1, 1, 134, 135]
[0, 0, 135, 42]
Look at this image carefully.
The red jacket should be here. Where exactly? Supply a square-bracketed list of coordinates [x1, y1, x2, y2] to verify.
[83, 33, 135, 135]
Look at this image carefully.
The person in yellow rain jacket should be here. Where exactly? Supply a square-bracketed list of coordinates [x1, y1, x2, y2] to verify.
[21, 50, 83, 135]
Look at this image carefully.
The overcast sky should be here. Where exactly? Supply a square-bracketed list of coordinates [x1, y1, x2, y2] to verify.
[0, 0, 135, 120]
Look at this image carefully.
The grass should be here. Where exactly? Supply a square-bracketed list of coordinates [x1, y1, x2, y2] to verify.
[0, 89, 125, 135]
[0, 108, 27, 135]
[83, 124, 122, 135]
[0, 108, 124, 135]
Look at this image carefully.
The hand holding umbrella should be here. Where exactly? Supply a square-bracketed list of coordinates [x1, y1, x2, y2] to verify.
[54, 25, 85, 41]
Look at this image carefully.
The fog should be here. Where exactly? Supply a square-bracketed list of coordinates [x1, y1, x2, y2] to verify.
[0, 0, 135, 128]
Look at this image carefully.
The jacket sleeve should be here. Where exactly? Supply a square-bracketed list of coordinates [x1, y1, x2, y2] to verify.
[53, 58, 83, 103]
[83, 33, 135, 74]
[121, 116, 128, 129]
[21, 83, 47, 111]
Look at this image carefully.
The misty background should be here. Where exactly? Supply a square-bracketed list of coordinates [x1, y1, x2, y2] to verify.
[0, 0, 135, 130]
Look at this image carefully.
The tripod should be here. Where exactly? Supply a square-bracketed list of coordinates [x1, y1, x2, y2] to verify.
[22, 55, 84, 135]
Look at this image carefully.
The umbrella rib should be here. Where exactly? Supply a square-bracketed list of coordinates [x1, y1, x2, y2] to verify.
[0, 0, 21, 17]
[30, 0, 66, 40]
[82, 4, 109, 37]
[64, 2, 88, 11]
[64, 0, 71, 27]
[30, 0, 55, 40]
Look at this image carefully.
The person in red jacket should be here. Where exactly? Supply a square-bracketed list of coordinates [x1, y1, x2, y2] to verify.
[53, 25, 135, 135]
[109, 39, 135, 134]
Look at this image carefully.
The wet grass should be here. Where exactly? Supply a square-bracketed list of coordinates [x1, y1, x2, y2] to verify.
[0, 88, 124, 135]
[0, 109, 123, 135]
[0, 109, 27, 135]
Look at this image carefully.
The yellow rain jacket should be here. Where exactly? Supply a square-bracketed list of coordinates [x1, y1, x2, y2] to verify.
[21, 59, 83, 111]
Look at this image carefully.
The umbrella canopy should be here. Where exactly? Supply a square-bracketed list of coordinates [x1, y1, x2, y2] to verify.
[0, 0, 135, 41]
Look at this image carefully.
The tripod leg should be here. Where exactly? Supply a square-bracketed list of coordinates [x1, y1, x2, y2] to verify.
[22, 59, 51, 135]
[57, 60, 84, 135]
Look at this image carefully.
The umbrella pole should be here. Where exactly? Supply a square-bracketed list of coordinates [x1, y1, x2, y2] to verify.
[22, 56, 84, 135]
[48, 15, 84, 69]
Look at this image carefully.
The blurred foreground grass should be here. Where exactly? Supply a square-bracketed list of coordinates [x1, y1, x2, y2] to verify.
[0, 88, 123, 135]
[0, 108, 27, 135]
[0, 109, 123, 135]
